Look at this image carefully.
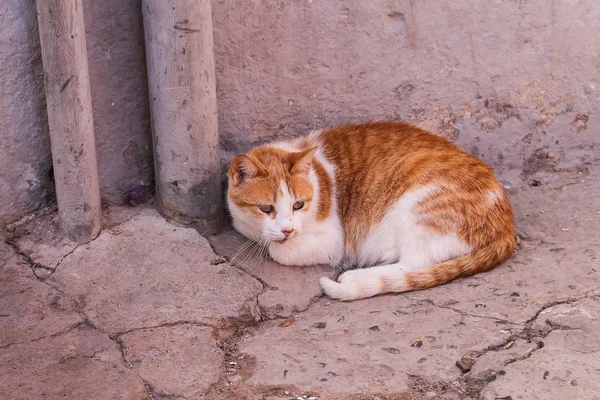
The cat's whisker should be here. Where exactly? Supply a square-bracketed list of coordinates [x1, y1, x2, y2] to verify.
[231, 238, 257, 264]
[257, 238, 271, 268]
[239, 239, 262, 268]
[238, 233, 266, 254]
[233, 233, 265, 267]
[242, 234, 271, 270]
[246, 236, 270, 271]
[231, 239, 253, 260]
[244, 238, 262, 271]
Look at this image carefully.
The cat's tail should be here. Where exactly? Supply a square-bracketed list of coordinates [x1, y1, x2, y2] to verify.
[402, 233, 516, 291]
[320, 233, 516, 301]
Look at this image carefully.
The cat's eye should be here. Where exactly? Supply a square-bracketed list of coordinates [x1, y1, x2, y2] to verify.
[293, 201, 305, 210]
[259, 204, 274, 214]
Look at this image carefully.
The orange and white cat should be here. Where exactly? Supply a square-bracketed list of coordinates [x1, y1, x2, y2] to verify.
[227, 122, 515, 301]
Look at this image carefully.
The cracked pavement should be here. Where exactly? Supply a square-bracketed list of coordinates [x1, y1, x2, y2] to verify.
[1, 164, 599, 399]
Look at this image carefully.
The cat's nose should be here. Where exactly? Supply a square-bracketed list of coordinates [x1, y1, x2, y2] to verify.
[281, 229, 295, 237]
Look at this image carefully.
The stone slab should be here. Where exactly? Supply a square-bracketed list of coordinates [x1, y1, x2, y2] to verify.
[480, 297, 600, 399]
[121, 325, 223, 398]
[0, 326, 147, 400]
[237, 296, 516, 397]
[0, 243, 81, 347]
[47, 209, 262, 334]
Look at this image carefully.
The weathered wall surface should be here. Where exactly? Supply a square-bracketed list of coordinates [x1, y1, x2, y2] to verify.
[0, 0, 154, 223]
[2, 0, 598, 221]
[0, 0, 52, 222]
[83, 0, 153, 205]
[212, 0, 599, 185]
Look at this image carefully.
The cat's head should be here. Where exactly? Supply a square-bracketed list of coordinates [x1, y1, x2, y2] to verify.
[227, 146, 317, 244]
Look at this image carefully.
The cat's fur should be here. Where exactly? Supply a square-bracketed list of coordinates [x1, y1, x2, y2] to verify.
[227, 122, 515, 301]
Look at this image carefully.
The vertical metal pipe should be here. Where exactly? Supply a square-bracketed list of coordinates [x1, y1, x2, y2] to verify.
[36, 0, 102, 243]
[142, 0, 222, 233]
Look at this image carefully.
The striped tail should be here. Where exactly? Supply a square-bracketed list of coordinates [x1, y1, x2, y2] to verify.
[404, 233, 516, 291]
[320, 233, 516, 301]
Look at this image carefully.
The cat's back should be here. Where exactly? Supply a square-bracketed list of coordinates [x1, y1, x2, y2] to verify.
[318, 121, 465, 168]
[317, 121, 495, 188]
[315, 122, 511, 248]
[319, 121, 453, 154]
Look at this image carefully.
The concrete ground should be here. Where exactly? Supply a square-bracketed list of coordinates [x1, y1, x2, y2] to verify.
[1, 162, 599, 399]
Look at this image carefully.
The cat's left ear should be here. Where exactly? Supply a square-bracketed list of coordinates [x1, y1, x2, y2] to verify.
[290, 147, 317, 175]
[229, 154, 261, 186]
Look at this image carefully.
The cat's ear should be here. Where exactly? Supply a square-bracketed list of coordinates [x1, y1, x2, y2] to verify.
[290, 147, 317, 175]
[229, 155, 260, 186]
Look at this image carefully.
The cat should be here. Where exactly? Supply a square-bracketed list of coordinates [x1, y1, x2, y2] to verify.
[227, 121, 515, 301]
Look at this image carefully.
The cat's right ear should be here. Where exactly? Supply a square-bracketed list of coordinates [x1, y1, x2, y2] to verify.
[229, 155, 260, 186]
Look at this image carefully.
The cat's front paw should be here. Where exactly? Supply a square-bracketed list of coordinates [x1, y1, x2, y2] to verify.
[269, 237, 337, 266]
[319, 270, 365, 301]
[269, 242, 300, 266]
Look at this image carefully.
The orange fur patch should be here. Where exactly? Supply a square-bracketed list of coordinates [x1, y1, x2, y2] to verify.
[379, 275, 395, 293]
[313, 159, 332, 220]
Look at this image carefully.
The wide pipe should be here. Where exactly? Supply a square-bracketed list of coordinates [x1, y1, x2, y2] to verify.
[142, 0, 222, 233]
[36, 0, 102, 243]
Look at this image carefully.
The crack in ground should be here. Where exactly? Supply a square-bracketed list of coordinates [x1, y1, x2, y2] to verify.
[67, 312, 181, 399]
[0, 256, 15, 271]
[113, 329, 179, 399]
[12, 234, 265, 399]
[0, 244, 91, 351]
[207, 331, 311, 400]
[458, 292, 600, 397]
[231, 263, 270, 290]
[215, 256, 329, 322]
[112, 320, 217, 339]
[421, 298, 518, 325]
[102, 330, 160, 399]
[474, 292, 599, 357]
[205, 237, 272, 290]
[205, 230, 334, 323]
[78, 317, 181, 399]
[502, 339, 546, 367]
[143, 380, 183, 399]
[113, 319, 260, 400]
[11, 246, 54, 280]
[53, 244, 80, 271]
[0, 321, 84, 351]
[205, 239, 279, 322]
[4, 216, 284, 399]
[10, 243, 56, 281]
[226, 262, 326, 323]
